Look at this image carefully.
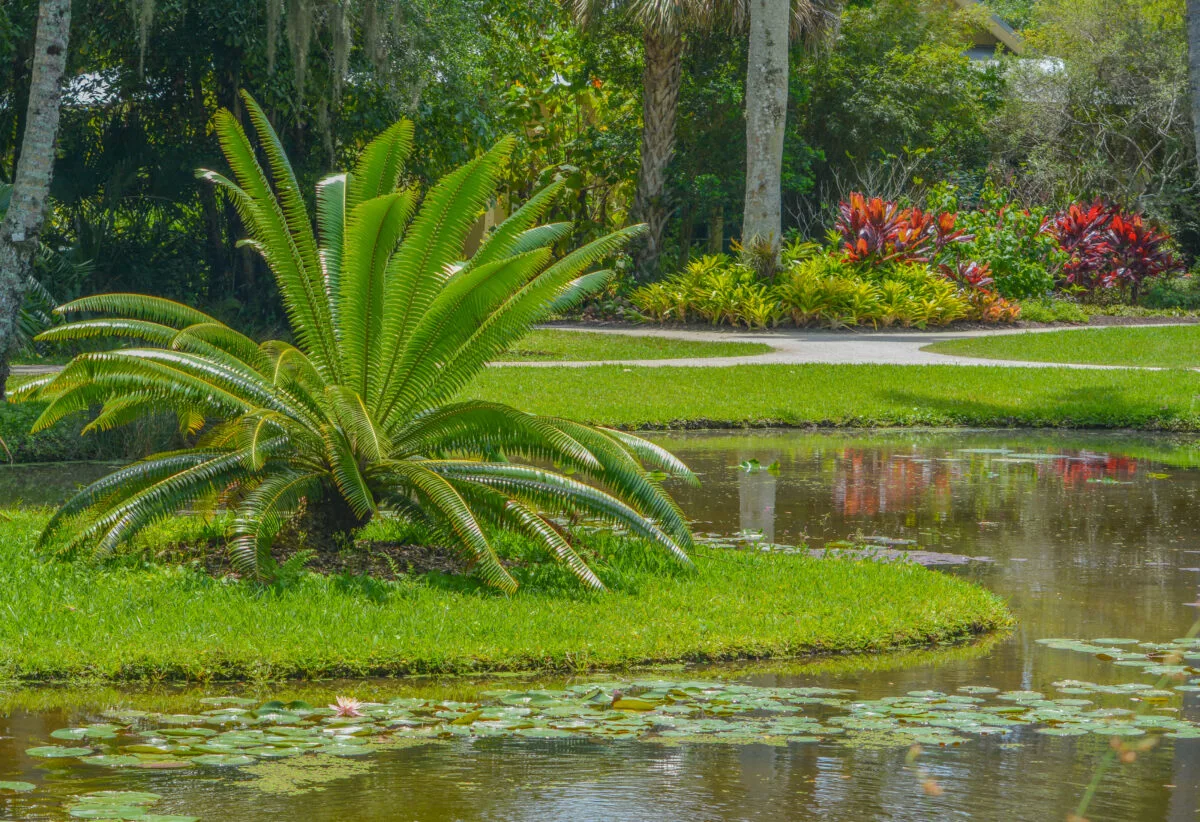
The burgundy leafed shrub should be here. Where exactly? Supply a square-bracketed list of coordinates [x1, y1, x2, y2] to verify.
[836, 193, 970, 266]
[1050, 201, 1182, 297]
[1106, 213, 1183, 298]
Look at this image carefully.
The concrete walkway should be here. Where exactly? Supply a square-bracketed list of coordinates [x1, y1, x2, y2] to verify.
[13, 321, 1191, 376]
[491, 322, 1193, 370]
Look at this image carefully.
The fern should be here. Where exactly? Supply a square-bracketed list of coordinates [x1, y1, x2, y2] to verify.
[23, 94, 696, 593]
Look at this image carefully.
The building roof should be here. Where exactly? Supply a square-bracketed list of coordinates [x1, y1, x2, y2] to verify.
[954, 0, 1026, 57]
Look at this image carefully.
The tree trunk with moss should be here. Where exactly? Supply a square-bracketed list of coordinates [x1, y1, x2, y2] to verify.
[742, 0, 790, 266]
[0, 0, 71, 399]
[633, 27, 683, 281]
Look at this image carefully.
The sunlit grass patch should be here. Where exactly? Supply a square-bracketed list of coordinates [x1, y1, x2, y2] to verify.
[924, 326, 1200, 368]
[502, 329, 771, 361]
[0, 509, 1009, 682]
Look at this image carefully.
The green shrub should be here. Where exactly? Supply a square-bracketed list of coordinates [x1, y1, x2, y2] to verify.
[632, 252, 972, 329]
[1018, 297, 1089, 324]
[929, 183, 1062, 300]
[1143, 274, 1200, 310]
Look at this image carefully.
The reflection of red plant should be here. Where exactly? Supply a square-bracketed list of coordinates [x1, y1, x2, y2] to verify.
[836, 193, 970, 265]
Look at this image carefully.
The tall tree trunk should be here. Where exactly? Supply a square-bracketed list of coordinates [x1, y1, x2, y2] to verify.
[633, 27, 682, 281]
[0, 0, 70, 398]
[742, 0, 790, 266]
[1188, 0, 1200, 174]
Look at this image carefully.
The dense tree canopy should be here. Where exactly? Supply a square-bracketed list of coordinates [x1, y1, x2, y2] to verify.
[1, 0, 1198, 322]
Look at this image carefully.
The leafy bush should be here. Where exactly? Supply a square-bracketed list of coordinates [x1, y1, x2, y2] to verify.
[775, 258, 970, 329]
[632, 251, 975, 329]
[18, 93, 698, 593]
[835, 192, 968, 266]
[1143, 274, 1200, 310]
[1018, 298, 1090, 324]
[1051, 201, 1184, 298]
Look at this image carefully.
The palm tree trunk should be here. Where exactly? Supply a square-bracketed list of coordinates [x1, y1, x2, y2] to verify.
[1188, 0, 1200, 175]
[633, 27, 682, 281]
[0, 0, 71, 398]
[742, 0, 790, 265]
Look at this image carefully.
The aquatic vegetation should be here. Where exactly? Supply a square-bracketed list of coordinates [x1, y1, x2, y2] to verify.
[330, 696, 364, 718]
[64, 790, 196, 821]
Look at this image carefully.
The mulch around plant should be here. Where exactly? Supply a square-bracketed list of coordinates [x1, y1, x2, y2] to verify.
[153, 538, 478, 581]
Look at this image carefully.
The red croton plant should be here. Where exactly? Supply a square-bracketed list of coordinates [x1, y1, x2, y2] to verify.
[836, 193, 1019, 323]
[836, 193, 970, 265]
[1050, 200, 1183, 298]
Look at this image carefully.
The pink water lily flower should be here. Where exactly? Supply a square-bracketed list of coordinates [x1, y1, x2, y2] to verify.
[331, 696, 364, 718]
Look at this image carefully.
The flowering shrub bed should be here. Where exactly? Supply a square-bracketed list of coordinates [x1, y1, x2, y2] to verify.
[632, 189, 1183, 329]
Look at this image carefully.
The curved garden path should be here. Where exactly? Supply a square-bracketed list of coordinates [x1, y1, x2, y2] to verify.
[10, 320, 1194, 376]
[491, 321, 1198, 370]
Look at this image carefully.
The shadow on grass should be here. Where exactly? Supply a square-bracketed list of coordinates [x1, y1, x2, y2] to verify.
[880, 383, 1198, 428]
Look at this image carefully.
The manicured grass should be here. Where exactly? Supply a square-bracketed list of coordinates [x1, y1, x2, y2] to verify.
[924, 325, 1200, 368]
[0, 510, 1008, 682]
[467, 363, 1200, 430]
[502, 329, 771, 361]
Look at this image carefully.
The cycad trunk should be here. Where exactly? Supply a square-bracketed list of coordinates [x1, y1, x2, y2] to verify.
[1188, 0, 1200, 175]
[742, 0, 790, 266]
[633, 27, 683, 281]
[0, 0, 71, 398]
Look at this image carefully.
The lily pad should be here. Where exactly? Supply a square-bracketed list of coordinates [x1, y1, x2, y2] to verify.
[0, 781, 35, 792]
[26, 745, 93, 759]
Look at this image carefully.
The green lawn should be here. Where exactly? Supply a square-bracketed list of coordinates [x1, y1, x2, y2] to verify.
[924, 326, 1200, 368]
[467, 363, 1200, 430]
[502, 328, 770, 361]
[0, 509, 1008, 682]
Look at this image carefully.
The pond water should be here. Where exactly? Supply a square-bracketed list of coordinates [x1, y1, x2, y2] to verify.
[5, 430, 1200, 821]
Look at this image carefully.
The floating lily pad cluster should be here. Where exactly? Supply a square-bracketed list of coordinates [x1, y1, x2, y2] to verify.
[1036, 637, 1200, 679]
[23, 671, 1200, 781]
[64, 790, 196, 821]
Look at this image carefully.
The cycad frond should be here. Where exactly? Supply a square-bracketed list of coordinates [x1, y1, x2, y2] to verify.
[25, 95, 696, 591]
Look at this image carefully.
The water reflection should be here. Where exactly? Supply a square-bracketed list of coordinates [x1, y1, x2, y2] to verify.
[6, 430, 1200, 821]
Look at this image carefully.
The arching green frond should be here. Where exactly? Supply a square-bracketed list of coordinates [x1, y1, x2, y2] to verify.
[327, 386, 390, 461]
[547, 270, 614, 315]
[338, 189, 418, 393]
[470, 181, 565, 268]
[371, 138, 516, 407]
[392, 400, 599, 470]
[208, 108, 339, 377]
[428, 461, 692, 567]
[39, 450, 222, 548]
[426, 225, 645, 407]
[347, 118, 415, 209]
[229, 470, 324, 579]
[54, 293, 219, 328]
[379, 249, 552, 428]
[36, 318, 179, 346]
[374, 460, 517, 593]
[599, 427, 700, 485]
[322, 425, 377, 518]
[507, 223, 574, 256]
[316, 173, 347, 324]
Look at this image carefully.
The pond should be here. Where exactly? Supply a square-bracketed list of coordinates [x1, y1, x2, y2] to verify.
[4, 429, 1200, 821]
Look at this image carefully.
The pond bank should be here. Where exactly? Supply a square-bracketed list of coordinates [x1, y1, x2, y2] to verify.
[0, 510, 1009, 683]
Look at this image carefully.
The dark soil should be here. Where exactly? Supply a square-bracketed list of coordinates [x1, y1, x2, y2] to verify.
[153, 537, 478, 582]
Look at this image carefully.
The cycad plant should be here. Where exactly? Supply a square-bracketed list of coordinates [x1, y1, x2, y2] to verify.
[17, 92, 697, 593]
